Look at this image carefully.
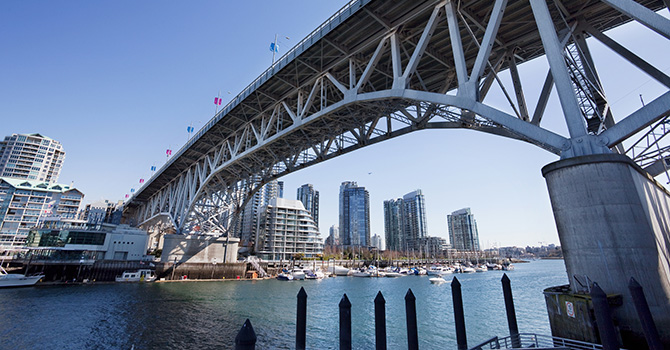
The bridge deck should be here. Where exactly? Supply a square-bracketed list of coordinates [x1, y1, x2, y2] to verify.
[126, 0, 665, 209]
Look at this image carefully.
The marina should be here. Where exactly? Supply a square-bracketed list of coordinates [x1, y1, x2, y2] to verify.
[0, 260, 565, 349]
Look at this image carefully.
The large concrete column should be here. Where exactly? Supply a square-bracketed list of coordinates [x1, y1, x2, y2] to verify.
[543, 154, 670, 347]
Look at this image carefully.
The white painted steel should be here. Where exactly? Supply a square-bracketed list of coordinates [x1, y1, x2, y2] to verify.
[124, 0, 670, 236]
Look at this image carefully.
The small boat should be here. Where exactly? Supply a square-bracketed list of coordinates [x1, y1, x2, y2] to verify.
[115, 269, 156, 283]
[475, 266, 486, 273]
[352, 268, 371, 277]
[0, 266, 43, 288]
[502, 264, 515, 271]
[384, 272, 403, 278]
[462, 267, 476, 273]
[292, 267, 306, 280]
[429, 277, 447, 284]
[427, 266, 446, 275]
[304, 269, 325, 280]
[440, 267, 454, 275]
[276, 272, 294, 281]
[329, 266, 350, 276]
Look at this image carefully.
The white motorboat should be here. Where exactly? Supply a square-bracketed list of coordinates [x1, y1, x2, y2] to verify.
[429, 277, 447, 284]
[115, 269, 156, 283]
[329, 266, 350, 276]
[384, 272, 403, 278]
[427, 266, 446, 275]
[439, 267, 454, 275]
[292, 267, 306, 280]
[305, 269, 325, 280]
[352, 271, 371, 277]
[276, 272, 294, 281]
[462, 267, 476, 273]
[0, 266, 43, 288]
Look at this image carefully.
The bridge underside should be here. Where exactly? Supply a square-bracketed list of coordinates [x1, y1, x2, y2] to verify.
[124, 0, 670, 237]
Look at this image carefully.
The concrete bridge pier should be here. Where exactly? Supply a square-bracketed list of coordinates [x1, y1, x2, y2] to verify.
[542, 154, 670, 348]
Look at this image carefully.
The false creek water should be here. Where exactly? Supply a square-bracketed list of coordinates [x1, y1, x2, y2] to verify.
[1, 260, 567, 349]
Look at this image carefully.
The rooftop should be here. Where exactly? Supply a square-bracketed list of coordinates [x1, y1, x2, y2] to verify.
[0, 177, 80, 194]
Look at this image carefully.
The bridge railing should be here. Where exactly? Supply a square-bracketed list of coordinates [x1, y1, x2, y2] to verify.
[134, 0, 365, 199]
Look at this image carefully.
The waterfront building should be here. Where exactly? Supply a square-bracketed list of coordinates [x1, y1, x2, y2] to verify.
[84, 199, 123, 225]
[0, 133, 65, 183]
[26, 222, 148, 262]
[383, 198, 403, 251]
[402, 189, 428, 251]
[339, 181, 370, 248]
[296, 183, 319, 228]
[236, 178, 282, 249]
[255, 197, 323, 260]
[371, 234, 383, 250]
[325, 224, 339, 247]
[414, 236, 447, 258]
[447, 208, 481, 251]
[0, 177, 83, 249]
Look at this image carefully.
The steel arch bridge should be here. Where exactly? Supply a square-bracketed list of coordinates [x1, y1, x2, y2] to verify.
[123, 0, 670, 236]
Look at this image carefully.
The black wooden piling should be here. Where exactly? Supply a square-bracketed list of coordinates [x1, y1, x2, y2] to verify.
[451, 277, 467, 350]
[405, 289, 419, 350]
[629, 277, 663, 350]
[234, 319, 257, 350]
[501, 274, 521, 348]
[339, 294, 352, 350]
[590, 282, 619, 350]
[296, 287, 307, 350]
[374, 291, 387, 350]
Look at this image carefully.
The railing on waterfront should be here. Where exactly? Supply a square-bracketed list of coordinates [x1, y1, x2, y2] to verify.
[471, 333, 604, 350]
[231, 274, 608, 350]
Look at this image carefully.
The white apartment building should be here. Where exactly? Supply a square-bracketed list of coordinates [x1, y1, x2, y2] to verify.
[0, 178, 83, 248]
[256, 198, 323, 261]
[0, 133, 65, 183]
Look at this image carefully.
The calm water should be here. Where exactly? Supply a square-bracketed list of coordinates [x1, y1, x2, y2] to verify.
[0, 260, 567, 349]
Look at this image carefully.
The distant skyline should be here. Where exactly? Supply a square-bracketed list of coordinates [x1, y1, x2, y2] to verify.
[2, 2, 669, 248]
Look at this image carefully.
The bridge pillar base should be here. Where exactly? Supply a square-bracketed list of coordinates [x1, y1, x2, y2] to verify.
[161, 235, 240, 264]
[543, 154, 670, 348]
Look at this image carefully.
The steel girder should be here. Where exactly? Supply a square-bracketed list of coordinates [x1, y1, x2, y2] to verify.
[124, 0, 670, 235]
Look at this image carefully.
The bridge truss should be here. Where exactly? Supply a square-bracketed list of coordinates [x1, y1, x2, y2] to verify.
[124, 0, 670, 236]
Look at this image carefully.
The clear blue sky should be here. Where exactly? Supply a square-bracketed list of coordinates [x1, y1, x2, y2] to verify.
[2, 2, 668, 248]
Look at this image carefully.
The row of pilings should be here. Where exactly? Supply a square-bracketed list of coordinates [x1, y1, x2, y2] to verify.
[233, 274, 521, 350]
[233, 275, 663, 349]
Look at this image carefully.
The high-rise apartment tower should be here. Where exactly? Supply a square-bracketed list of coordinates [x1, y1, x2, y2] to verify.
[0, 133, 65, 183]
[339, 181, 370, 247]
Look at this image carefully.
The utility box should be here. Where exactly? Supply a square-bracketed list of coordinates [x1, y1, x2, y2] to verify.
[544, 285, 623, 345]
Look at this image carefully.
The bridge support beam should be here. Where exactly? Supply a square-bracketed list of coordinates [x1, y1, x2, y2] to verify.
[542, 154, 670, 347]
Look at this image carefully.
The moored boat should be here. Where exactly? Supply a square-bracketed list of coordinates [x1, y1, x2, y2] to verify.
[276, 272, 294, 281]
[0, 266, 43, 288]
[115, 269, 156, 283]
[305, 269, 325, 280]
[462, 267, 476, 273]
[329, 266, 350, 276]
[292, 267, 306, 280]
[352, 268, 371, 277]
